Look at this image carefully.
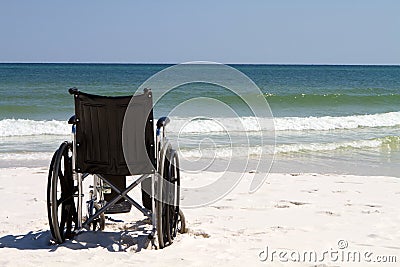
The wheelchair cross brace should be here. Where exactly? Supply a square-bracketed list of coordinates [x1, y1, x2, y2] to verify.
[75, 172, 157, 236]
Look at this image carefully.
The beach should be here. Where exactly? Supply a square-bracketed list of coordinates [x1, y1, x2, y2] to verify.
[0, 63, 399, 266]
[0, 167, 399, 266]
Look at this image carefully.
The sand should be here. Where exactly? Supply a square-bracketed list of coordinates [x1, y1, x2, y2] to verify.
[0, 167, 399, 266]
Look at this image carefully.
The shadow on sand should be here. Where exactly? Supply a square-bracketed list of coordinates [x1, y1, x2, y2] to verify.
[0, 219, 153, 252]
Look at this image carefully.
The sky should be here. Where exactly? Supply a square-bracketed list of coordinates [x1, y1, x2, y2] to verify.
[0, 0, 399, 64]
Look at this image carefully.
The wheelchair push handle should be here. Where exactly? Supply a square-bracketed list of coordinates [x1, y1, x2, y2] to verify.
[68, 115, 76, 124]
[69, 87, 79, 95]
[156, 117, 170, 129]
[156, 117, 170, 137]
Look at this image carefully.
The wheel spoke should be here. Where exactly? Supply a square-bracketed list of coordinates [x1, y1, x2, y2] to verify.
[57, 195, 73, 207]
[65, 204, 74, 238]
[59, 204, 68, 237]
[162, 203, 169, 243]
[58, 169, 65, 181]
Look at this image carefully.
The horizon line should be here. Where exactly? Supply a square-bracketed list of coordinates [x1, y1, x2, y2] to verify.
[0, 61, 399, 66]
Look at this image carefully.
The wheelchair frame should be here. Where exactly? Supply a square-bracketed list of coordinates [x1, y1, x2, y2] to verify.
[47, 88, 184, 249]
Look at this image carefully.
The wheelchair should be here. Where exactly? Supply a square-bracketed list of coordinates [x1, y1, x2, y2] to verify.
[47, 88, 185, 249]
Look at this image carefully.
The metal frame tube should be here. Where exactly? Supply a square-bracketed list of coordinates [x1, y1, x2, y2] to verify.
[77, 173, 83, 228]
[151, 173, 156, 233]
[71, 125, 83, 229]
[93, 175, 98, 200]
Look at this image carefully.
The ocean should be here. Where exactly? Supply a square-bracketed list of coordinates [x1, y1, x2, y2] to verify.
[1, 63, 399, 177]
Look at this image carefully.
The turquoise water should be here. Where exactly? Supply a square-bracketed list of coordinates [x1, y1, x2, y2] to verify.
[1, 63, 400, 176]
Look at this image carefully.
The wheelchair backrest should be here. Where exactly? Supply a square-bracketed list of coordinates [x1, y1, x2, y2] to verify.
[71, 89, 155, 176]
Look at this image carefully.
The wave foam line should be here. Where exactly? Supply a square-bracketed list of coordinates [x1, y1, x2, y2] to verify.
[1, 111, 400, 137]
[178, 136, 400, 158]
[275, 111, 400, 131]
[169, 111, 400, 133]
[0, 152, 54, 161]
[0, 119, 70, 137]
[276, 136, 400, 154]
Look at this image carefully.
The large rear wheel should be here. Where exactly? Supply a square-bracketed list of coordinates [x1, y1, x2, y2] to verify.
[156, 147, 182, 248]
[47, 142, 77, 243]
[166, 150, 181, 242]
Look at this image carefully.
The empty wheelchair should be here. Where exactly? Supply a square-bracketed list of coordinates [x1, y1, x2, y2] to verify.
[47, 88, 185, 249]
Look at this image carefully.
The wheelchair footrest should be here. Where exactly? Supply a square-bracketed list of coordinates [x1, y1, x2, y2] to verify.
[105, 200, 132, 214]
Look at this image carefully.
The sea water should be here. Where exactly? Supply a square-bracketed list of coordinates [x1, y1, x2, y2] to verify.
[0, 63, 399, 177]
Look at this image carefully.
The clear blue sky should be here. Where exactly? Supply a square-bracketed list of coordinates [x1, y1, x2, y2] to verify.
[0, 0, 399, 64]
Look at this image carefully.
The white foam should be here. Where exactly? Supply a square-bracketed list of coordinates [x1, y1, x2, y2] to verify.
[168, 117, 266, 133]
[178, 137, 398, 159]
[1, 111, 399, 138]
[179, 146, 273, 159]
[275, 139, 385, 154]
[169, 112, 400, 133]
[275, 111, 400, 131]
[0, 119, 70, 137]
[0, 152, 53, 161]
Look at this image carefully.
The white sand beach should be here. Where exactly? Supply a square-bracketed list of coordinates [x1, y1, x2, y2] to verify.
[0, 167, 399, 266]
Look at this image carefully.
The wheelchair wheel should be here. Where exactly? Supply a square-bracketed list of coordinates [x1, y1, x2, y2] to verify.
[47, 142, 78, 243]
[156, 148, 181, 248]
[166, 150, 181, 241]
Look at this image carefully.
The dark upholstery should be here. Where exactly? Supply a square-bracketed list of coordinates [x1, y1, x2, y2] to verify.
[72, 89, 156, 176]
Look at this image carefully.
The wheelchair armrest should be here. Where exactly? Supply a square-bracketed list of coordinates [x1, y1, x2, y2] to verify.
[156, 117, 170, 129]
[68, 115, 77, 124]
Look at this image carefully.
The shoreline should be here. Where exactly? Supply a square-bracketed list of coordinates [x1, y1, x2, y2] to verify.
[0, 167, 399, 266]
[2, 151, 400, 179]
[1, 165, 400, 178]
